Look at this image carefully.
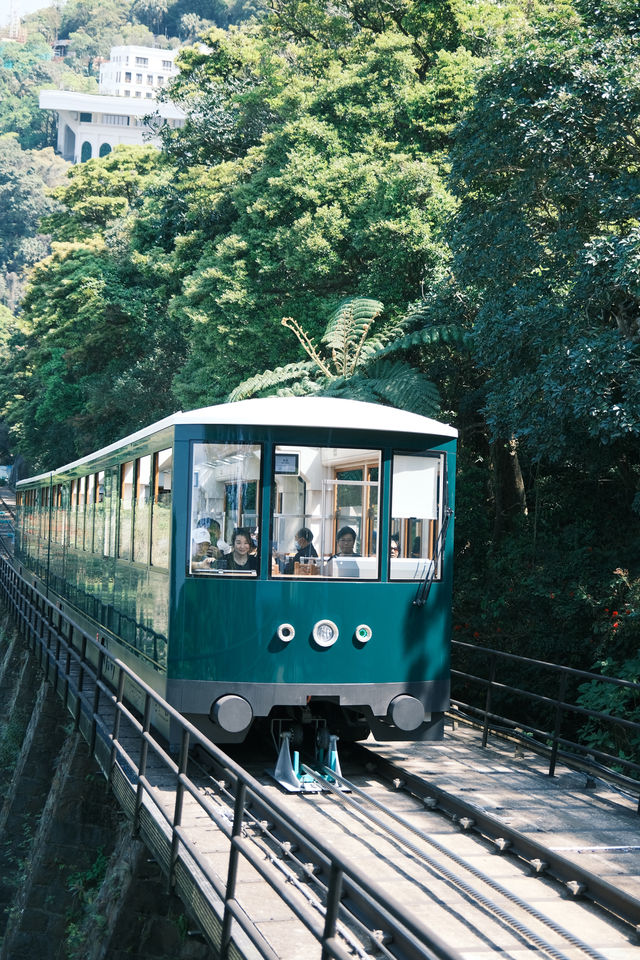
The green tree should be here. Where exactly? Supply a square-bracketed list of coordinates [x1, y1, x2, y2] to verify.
[1, 147, 185, 468]
[0, 134, 69, 308]
[449, 0, 640, 468]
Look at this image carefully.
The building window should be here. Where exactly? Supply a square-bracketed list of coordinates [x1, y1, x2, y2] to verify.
[135, 56, 148, 66]
[125, 71, 131, 82]
[145, 92, 152, 98]
[136, 73, 142, 83]
[103, 114, 129, 126]
[124, 90, 130, 97]
[135, 91, 141, 97]
[79, 112, 92, 123]
[157, 75, 164, 85]
[80, 141, 92, 162]
[162, 59, 172, 69]
[99, 143, 112, 156]
[147, 74, 153, 84]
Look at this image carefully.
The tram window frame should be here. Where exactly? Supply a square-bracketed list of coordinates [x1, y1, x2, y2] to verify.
[189, 442, 262, 577]
[270, 445, 381, 580]
[133, 454, 152, 565]
[151, 447, 172, 569]
[389, 452, 445, 582]
[85, 473, 96, 552]
[118, 460, 134, 559]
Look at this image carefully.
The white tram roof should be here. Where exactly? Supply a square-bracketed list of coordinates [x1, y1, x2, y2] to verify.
[19, 397, 457, 484]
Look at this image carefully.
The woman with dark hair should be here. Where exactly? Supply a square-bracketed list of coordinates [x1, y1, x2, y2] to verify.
[214, 527, 258, 573]
[334, 525, 360, 557]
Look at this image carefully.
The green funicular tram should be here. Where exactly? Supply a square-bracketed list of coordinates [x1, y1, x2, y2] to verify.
[15, 396, 456, 790]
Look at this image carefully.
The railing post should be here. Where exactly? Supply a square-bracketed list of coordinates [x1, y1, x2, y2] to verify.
[168, 727, 190, 891]
[109, 667, 126, 774]
[89, 647, 103, 756]
[549, 671, 568, 777]
[482, 653, 496, 748]
[220, 779, 247, 959]
[321, 863, 344, 960]
[134, 693, 152, 834]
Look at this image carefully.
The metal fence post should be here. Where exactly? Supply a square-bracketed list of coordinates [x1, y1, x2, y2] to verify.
[549, 671, 568, 778]
[221, 780, 247, 959]
[168, 727, 190, 891]
[482, 653, 496, 748]
[321, 863, 344, 960]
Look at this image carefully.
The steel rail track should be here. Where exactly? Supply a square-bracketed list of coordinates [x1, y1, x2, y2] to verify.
[351, 742, 640, 935]
[298, 762, 615, 960]
[190, 750, 464, 960]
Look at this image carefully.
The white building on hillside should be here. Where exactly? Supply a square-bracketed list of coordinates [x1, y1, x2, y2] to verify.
[99, 45, 179, 98]
[39, 45, 184, 164]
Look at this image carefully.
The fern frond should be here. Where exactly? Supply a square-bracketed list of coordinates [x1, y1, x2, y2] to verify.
[281, 316, 333, 379]
[228, 360, 316, 402]
[321, 359, 441, 418]
[371, 324, 470, 362]
[322, 297, 384, 373]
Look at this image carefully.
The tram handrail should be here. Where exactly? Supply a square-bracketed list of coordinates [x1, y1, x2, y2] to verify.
[451, 639, 640, 811]
[0, 555, 463, 960]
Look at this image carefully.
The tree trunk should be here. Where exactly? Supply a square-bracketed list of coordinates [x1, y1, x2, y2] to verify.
[491, 437, 527, 539]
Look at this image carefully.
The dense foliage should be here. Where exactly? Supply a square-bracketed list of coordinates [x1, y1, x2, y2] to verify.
[0, 0, 638, 736]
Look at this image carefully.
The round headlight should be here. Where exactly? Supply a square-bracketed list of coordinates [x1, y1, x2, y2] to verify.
[355, 624, 372, 643]
[277, 622, 295, 643]
[312, 619, 339, 648]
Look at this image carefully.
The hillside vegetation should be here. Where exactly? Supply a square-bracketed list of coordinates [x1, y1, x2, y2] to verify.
[0, 0, 638, 732]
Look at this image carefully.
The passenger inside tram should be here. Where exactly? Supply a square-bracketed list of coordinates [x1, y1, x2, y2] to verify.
[214, 527, 258, 574]
[283, 527, 318, 574]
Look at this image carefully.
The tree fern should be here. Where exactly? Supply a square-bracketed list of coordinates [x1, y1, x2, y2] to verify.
[321, 360, 441, 418]
[227, 295, 446, 419]
[320, 297, 384, 377]
[228, 360, 316, 401]
[370, 323, 469, 362]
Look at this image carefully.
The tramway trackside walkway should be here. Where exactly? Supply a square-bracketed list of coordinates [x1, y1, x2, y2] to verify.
[367, 720, 640, 905]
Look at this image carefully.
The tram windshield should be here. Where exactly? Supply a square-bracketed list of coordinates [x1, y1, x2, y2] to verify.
[190, 443, 261, 576]
[271, 446, 444, 581]
[271, 446, 380, 580]
[189, 442, 444, 580]
[389, 453, 442, 581]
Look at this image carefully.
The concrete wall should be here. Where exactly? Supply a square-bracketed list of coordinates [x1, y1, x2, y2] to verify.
[0, 620, 212, 959]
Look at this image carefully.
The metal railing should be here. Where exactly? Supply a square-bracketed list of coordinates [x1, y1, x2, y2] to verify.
[451, 639, 640, 812]
[0, 555, 462, 960]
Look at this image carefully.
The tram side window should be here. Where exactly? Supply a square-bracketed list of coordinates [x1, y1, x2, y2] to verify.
[70, 480, 78, 547]
[389, 453, 443, 581]
[77, 476, 86, 548]
[133, 455, 151, 564]
[85, 474, 96, 552]
[271, 445, 380, 580]
[103, 468, 118, 558]
[190, 443, 261, 576]
[53, 485, 63, 544]
[118, 460, 134, 559]
[151, 448, 172, 568]
[41, 487, 50, 553]
[94, 472, 105, 555]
